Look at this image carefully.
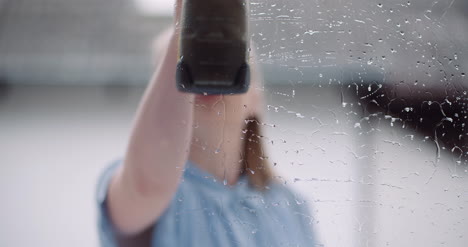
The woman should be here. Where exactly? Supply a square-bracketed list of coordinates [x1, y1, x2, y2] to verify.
[96, 1, 316, 246]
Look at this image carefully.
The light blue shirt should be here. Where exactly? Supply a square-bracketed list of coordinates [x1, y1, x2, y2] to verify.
[96, 160, 317, 246]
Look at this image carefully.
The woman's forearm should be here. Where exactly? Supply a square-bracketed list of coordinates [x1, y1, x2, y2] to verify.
[107, 32, 195, 235]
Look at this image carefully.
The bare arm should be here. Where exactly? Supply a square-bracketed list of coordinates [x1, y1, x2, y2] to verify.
[106, 26, 194, 236]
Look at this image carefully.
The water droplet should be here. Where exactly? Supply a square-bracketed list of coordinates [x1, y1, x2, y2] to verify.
[296, 113, 305, 118]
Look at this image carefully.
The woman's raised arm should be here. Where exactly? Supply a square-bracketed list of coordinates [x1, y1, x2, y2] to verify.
[106, 1, 194, 236]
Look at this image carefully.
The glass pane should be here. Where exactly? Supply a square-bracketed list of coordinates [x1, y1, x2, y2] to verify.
[0, 0, 466, 246]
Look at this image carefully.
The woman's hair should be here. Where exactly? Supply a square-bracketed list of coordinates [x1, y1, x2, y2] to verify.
[241, 115, 273, 190]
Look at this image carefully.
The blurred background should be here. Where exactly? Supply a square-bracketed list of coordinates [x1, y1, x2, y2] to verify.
[0, 0, 467, 246]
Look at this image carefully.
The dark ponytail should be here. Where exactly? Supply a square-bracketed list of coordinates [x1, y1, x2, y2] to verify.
[242, 116, 273, 190]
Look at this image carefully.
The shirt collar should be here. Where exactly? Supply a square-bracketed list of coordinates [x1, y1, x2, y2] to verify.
[184, 160, 252, 194]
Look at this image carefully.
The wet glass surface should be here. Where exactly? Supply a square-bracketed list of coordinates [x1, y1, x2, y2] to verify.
[0, 0, 467, 246]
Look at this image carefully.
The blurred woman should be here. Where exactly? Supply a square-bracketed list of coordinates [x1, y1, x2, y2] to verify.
[96, 1, 316, 246]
